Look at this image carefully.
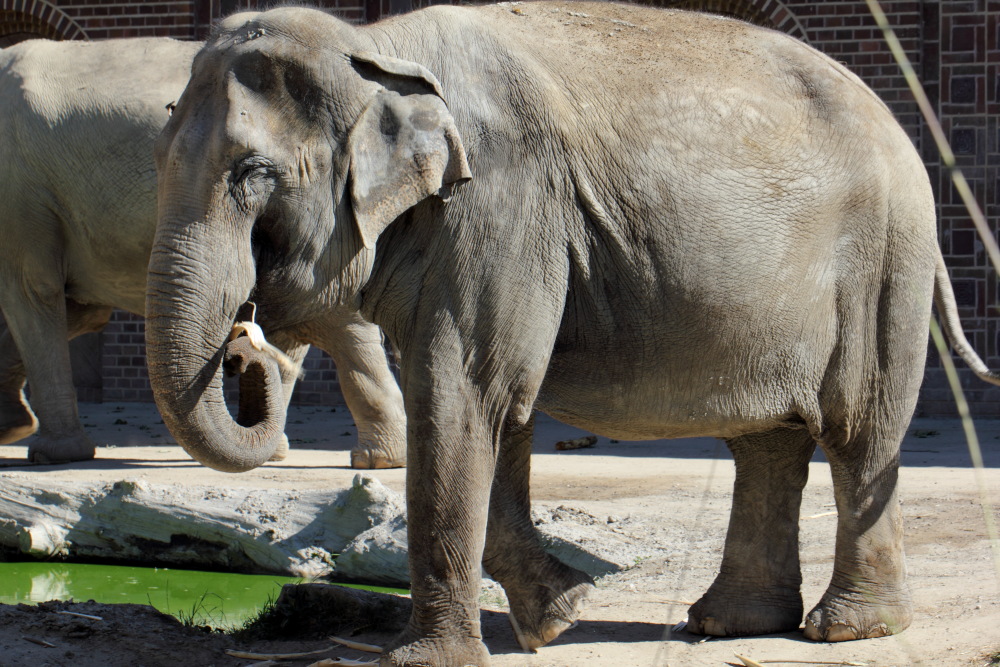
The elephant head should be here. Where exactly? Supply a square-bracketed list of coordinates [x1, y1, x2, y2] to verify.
[146, 9, 470, 472]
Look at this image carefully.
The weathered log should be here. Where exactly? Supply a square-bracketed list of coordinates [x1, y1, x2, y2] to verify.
[0, 472, 401, 578]
[0, 472, 655, 586]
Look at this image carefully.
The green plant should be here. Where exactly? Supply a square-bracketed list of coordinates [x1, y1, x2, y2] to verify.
[174, 591, 227, 630]
[229, 590, 279, 641]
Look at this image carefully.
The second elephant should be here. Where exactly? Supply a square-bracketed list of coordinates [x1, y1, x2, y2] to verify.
[0, 37, 405, 468]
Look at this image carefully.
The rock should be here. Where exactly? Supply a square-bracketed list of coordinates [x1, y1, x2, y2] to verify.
[248, 582, 410, 638]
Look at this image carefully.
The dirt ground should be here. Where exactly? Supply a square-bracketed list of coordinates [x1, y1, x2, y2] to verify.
[0, 402, 998, 667]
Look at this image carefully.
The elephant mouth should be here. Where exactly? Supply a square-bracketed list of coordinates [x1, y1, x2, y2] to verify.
[224, 306, 303, 385]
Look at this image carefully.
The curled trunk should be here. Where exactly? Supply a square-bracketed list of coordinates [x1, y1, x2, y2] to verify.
[146, 206, 286, 473]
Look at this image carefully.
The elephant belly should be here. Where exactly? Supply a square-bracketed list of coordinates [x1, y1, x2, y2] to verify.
[535, 349, 818, 442]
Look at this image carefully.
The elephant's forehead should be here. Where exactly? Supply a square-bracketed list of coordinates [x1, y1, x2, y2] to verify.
[212, 6, 356, 54]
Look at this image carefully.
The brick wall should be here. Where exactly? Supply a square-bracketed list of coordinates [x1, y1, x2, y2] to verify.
[98, 312, 345, 406]
[917, 1, 1000, 416]
[0, 1, 196, 40]
[5, 0, 1000, 416]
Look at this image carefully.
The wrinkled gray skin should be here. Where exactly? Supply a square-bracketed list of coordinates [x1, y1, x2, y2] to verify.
[148, 4, 1000, 666]
[0, 37, 405, 468]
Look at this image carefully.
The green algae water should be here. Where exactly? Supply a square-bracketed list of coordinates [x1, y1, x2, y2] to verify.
[0, 562, 409, 629]
[0, 561, 302, 629]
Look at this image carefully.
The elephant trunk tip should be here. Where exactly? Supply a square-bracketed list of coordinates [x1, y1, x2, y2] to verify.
[227, 319, 305, 381]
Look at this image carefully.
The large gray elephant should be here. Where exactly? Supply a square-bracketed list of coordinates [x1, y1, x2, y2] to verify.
[147, 3, 1000, 666]
[0, 37, 405, 468]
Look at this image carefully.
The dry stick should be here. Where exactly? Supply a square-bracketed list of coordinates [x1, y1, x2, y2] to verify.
[56, 610, 103, 621]
[329, 636, 383, 654]
[22, 636, 56, 648]
[864, 0, 1000, 591]
[733, 653, 766, 667]
[736, 657, 866, 667]
[759, 662, 866, 666]
[225, 647, 332, 660]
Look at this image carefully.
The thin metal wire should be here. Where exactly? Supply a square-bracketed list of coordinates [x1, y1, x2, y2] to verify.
[929, 318, 1000, 586]
[652, 441, 723, 666]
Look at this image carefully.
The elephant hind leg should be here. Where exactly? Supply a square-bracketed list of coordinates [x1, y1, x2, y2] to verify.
[0, 316, 38, 445]
[3, 290, 112, 463]
[484, 415, 594, 651]
[804, 419, 912, 641]
[320, 312, 407, 469]
[688, 427, 816, 637]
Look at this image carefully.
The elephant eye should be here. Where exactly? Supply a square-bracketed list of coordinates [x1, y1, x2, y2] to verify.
[230, 156, 276, 206]
[232, 156, 274, 184]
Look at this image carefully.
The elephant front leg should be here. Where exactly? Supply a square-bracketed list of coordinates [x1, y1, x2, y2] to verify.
[688, 428, 816, 637]
[380, 394, 493, 666]
[0, 319, 37, 445]
[804, 428, 912, 641]
[323, 312, 406, 469]
[483, 414, 593, 651]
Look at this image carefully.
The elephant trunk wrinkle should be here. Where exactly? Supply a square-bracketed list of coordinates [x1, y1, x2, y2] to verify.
[146, 209, 285, 473]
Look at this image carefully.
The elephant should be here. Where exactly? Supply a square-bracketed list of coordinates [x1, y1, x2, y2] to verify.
[146, 3, 1000, 666]
[0, 36, 406, 468]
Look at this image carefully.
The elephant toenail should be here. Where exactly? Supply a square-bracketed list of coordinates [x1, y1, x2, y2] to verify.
[826, 623, 858, 642]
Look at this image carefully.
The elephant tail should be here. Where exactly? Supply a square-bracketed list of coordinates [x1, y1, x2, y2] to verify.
[933, 254, 1000, 385]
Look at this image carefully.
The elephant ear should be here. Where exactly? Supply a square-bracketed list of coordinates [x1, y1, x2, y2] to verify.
[347, 52, 472, 249]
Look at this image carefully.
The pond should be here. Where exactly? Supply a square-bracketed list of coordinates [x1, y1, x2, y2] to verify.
[0, 561, 404, 630]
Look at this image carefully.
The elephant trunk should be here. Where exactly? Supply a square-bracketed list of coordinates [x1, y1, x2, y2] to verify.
[146, 197, 285, 473]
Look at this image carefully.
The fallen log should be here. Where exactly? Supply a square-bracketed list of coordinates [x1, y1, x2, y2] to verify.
[0, 472, 660, 585]
[0, 473, 401, 578]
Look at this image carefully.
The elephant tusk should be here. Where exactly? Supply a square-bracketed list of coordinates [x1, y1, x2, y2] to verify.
[227, 320, 304, 379]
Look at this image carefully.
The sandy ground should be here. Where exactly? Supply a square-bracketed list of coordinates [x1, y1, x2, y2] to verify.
[0, 401, 998, 666]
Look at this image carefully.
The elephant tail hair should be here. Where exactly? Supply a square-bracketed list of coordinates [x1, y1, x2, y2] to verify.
[933, 254, 1000, 386]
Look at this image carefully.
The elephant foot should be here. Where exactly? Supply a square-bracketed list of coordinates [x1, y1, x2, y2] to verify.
[268, 434, 290, 462]
[505, 570, 594, 651]
[0, 399, 38, 446]
[687, 585, 803, 637]
[351, 444, 405, 469]
[27, 433, 96, 464]
[380, 633, 490, 667]
[350, 423, 406, 469]
[803, 584, 912, 641]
